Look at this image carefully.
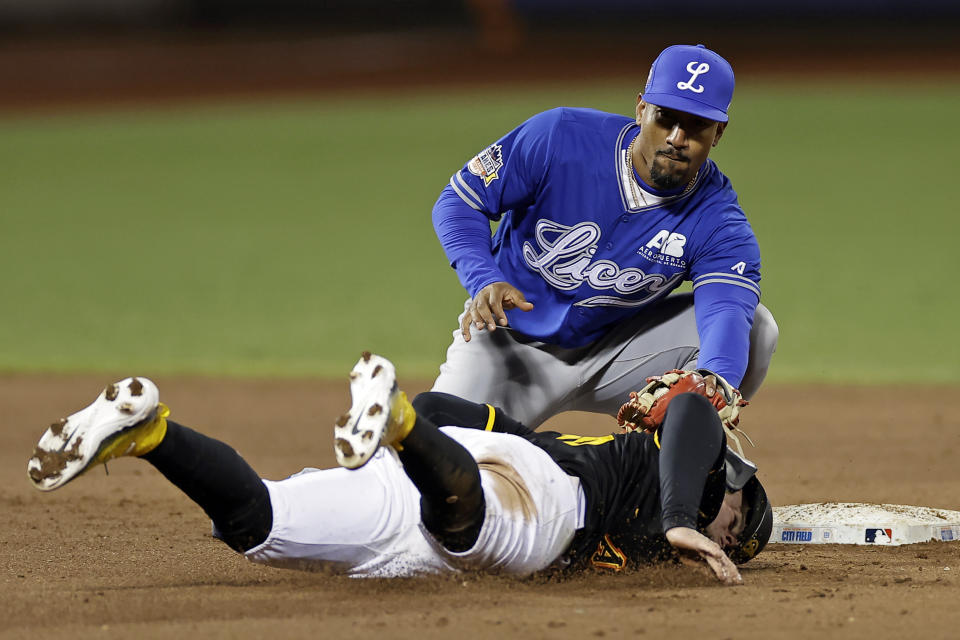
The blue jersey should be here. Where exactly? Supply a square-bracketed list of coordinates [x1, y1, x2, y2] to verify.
[433, 107, 761, 385]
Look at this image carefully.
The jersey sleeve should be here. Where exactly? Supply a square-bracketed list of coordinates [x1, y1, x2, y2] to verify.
[432, 109, 560, 296]
[446, 108, 559, 218]
[689, 213, 762, 387]
[432, 187, 507, 296]
[692, 285, 756, 387]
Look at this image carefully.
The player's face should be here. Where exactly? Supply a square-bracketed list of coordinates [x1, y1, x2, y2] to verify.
[633, 98, 726, 191]
[705, 490, 745, 549]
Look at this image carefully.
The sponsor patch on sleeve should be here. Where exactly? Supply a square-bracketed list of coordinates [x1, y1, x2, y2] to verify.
[467, 144, 504, 186]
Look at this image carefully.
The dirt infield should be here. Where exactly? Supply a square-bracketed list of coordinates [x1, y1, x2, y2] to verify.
[3, 374, 960, 638]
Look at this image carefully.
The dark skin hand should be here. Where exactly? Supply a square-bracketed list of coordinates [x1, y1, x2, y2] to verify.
[461, 281, 534, 341]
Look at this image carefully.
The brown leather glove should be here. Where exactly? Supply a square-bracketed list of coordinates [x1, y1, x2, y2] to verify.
[616, 369, 748, 434]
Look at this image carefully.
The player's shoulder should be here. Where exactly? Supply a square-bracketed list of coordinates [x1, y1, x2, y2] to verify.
[695, 160, 749, 222]
[523, 107, 632, 136]
[556, 107, 631, 125]
[689, 164, 760, 256]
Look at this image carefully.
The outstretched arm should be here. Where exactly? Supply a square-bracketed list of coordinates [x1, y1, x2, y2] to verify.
[693, 283, 758, 388]
[658, 393, 738, 585]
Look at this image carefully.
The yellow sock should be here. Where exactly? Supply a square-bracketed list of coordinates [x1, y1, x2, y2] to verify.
[131, 402, 170, 456]
[92, 402, 170, 465]
[388, 392, 417, 450]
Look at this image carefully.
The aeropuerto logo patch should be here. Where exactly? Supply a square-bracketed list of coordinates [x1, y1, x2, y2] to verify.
[637, 230, 688, 269]
[468, 144, 504, 186]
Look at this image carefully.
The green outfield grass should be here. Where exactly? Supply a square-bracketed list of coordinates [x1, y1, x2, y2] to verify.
[1, 81, 957, 381]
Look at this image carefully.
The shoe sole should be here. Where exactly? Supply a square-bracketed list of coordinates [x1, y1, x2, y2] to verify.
[334, 352, 397, 469]
[27, 377, 160, 491]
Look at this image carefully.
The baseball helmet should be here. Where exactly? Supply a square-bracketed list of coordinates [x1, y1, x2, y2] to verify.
[727, 475, 773, 564]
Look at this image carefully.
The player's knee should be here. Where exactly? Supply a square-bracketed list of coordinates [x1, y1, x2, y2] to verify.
[740, 304, 779, 400]
[751, 304, 779, 362]
[211, 486, 273, 553]
[420, 492, 486, 553]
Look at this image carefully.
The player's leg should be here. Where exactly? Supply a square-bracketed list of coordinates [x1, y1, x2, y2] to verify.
[335, 353, 487, 551]
[141, 419, 272, 552]
[26, 377, 440, 576]
[572, 293, 778, 418]
[396, 415, 486, 551]
[248, 451, 448, 576]
[27, 378, 272, 552]
[349, 412, 580, 574]
[337, 353, 580, 573]
[437, 427, 582, 575]
[737, 302, 779, 399]
[430, 299, 581, 427]
[578, 293, 701, 412]
[412, 392, 536, 437]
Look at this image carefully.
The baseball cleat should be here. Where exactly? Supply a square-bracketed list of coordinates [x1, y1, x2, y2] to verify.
[334, 352, 414, 469]
[27, 377, 168, 491]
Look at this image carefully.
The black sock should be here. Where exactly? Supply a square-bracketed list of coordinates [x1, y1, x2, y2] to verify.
[397, 415, 485, 552]
[142, 420, 272, 552]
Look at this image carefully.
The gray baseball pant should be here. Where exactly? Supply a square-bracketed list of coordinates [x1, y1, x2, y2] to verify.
[431, 293, 778, 429]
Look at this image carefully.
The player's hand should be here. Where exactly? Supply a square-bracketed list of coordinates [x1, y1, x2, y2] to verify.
[665, 526, 742, 586]
[461, 281, 534, 342]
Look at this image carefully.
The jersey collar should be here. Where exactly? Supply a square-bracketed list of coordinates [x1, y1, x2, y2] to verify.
[614, 124, 710, 212]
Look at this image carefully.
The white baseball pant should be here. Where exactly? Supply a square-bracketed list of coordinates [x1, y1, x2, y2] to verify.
[241, 427, 584, 578]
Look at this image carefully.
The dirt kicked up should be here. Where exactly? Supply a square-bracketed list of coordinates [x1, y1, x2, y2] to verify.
[2, 373, 960, 638]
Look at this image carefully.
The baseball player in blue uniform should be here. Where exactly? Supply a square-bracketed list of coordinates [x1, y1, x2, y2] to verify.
[432, 44, 779, 428]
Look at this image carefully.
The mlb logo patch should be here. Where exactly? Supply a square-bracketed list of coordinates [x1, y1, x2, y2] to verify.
[941, 528, 955, 542]
[865, 528, 893, 544]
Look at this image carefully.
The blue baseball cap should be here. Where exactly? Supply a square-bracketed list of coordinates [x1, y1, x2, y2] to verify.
[642, 44, 735, 123]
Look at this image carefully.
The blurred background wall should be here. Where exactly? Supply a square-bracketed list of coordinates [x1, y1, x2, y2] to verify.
[1, 0, 958, 27]
[0, 0, 957, 109]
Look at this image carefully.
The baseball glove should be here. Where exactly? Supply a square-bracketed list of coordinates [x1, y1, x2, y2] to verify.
[616, 369, 748, 438]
